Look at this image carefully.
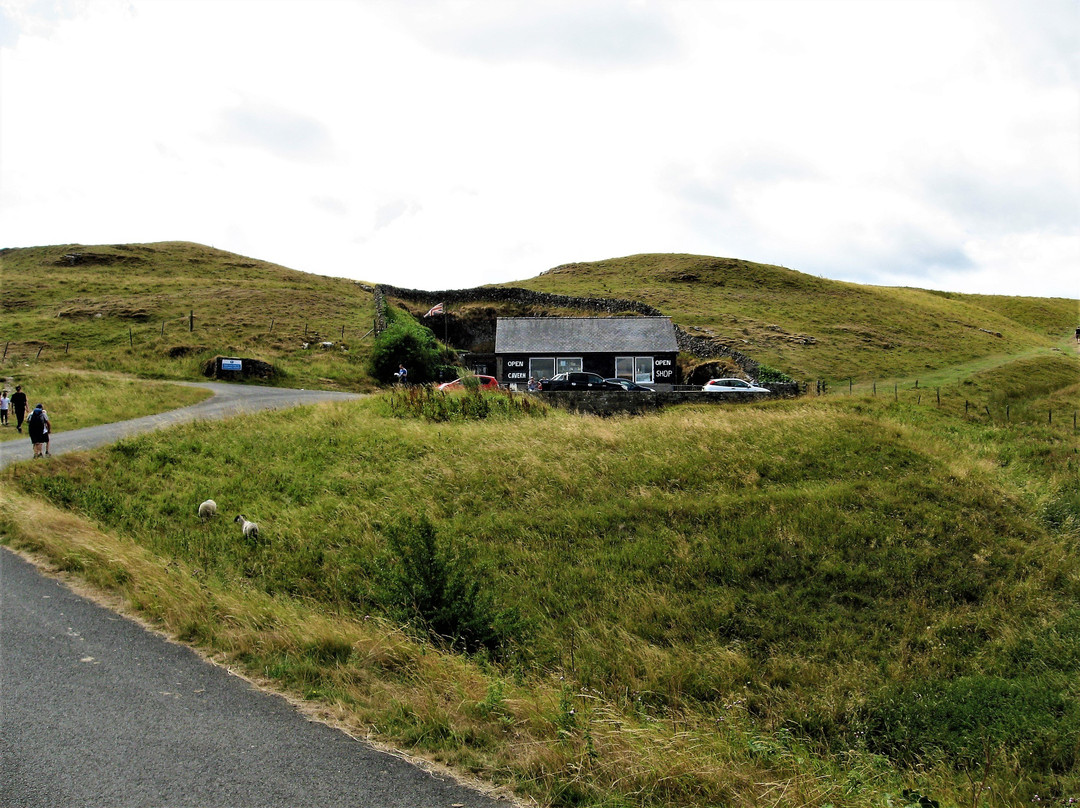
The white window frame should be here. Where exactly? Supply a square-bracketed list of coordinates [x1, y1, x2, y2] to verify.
[617, 356, 654, 383]
[634, 356, 654, 384]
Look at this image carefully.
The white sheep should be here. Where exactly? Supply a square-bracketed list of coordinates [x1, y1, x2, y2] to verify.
[234, 514, 259, 540]
[198, 499, 217, 520]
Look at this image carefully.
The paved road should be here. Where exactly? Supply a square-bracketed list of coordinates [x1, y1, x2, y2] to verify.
[0, 381, 362, 470]
[1, 382, 515, 807]
[0, 550, 510, 808]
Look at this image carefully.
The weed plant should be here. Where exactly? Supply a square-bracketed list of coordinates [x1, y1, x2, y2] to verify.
[386, 385, 548, 422]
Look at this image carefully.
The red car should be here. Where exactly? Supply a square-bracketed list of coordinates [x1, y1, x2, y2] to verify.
[437, 375, 501, 392]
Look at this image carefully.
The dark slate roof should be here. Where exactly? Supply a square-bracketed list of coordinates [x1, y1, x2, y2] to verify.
[495, 317, 678, 354]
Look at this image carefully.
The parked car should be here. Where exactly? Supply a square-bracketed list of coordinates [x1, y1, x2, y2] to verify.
[702, 378, 771, 394]
[437, 374, 501, 392]
[538, 372, 623, 391]
[604, 378, 655, 392]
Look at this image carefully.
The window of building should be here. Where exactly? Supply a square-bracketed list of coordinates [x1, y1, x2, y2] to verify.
[529, 358, 555, 381]
[616, 356, 654, 383]
[556, 357, 583, 375]
[635, 356, 654, 384]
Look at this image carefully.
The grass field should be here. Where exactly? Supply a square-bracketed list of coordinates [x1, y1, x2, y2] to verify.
[1, 242, 1078, 806]
[3, 349, 1077, 807]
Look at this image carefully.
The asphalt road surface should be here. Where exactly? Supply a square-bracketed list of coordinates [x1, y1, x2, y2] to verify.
[1, 382, 515, 807]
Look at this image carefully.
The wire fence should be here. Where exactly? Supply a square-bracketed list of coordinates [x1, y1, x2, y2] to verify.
[810, 377, 1078, 432]
[0, 311, 380, 364]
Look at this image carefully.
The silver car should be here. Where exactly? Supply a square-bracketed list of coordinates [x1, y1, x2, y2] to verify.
[702, 378, 771, 394]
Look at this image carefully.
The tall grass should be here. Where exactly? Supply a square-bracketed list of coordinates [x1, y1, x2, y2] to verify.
[4, 352, 1078, 805]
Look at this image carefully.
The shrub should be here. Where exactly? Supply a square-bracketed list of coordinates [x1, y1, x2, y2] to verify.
[378, 515, 526, 656]
[369, 311, 443, 383]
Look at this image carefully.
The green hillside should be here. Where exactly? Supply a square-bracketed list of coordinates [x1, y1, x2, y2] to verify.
[0, 242, 378, 390]
[508, 254, 1077, 382]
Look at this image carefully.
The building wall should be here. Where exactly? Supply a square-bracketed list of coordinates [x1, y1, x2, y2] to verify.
[497, 352, 678, 386]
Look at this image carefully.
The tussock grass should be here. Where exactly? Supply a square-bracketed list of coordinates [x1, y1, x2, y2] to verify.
[4, 353, 1078, 806]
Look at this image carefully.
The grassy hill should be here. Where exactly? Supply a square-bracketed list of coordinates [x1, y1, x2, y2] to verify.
[2, 242, 1079, 806]
[0, 242, 379, 390]
[3, 244, 1075, 391]
[508, 254, 1076, 382]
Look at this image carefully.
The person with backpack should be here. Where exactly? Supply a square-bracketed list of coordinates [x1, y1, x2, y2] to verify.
[27, 403, 50, 458]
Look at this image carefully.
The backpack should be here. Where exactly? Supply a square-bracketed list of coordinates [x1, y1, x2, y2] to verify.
[28, 408, 44, 431]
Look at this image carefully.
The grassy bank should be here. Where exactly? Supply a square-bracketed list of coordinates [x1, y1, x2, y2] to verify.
[3, 350, 1077, 806]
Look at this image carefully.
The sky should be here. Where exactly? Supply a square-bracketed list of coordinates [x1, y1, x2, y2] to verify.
[1, 0, 1077, 298]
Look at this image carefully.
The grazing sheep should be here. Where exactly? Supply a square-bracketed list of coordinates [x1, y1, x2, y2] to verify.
[234, 514, 259, 540]
[198, 499, 217, 520]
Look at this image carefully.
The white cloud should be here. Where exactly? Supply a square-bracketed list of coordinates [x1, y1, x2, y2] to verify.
[0, 0, 1076, 299]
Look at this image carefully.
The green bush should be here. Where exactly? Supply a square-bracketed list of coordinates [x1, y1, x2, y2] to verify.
[369, 311, 443, 384]
[378, 515, 527, 656]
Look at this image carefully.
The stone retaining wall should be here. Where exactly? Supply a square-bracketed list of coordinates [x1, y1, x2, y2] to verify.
[536, 384, 798, 415]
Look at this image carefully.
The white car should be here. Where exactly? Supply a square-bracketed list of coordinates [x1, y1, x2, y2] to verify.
[702, 378, 771, 394]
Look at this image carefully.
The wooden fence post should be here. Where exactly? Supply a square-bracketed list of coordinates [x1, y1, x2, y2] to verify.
[161, 320, 165, 336]
[2, 342, 7, 360]
[269, 318, 274, 333]
[936, 387, 940, 406]
[189, 310, 194, 332]
[129, 327, 133, 347]
[36, 346, 44, 359]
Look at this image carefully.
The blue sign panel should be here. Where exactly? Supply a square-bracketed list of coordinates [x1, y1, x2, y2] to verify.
[221, 359, 242, 371]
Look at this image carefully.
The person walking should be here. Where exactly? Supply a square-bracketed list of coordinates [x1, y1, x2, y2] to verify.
[396, 364, 408, 384]
[0, 390, 9, 426]
[10, 385, 27, 433]
[27, 403, 50, 458]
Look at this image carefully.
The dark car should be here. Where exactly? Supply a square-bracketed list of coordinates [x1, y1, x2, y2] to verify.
[604, 378, 655, 392]
[538, 372, 623, 391]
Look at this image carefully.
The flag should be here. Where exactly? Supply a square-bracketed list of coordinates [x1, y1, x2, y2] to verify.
[424, 303, 445, 317]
